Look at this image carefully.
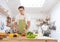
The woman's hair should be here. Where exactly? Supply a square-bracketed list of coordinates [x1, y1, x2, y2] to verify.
[7, 16, 11, 19]
[43, 21, 48, 25]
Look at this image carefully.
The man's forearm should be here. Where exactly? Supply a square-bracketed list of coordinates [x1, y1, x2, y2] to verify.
[27, 21, 30, 28]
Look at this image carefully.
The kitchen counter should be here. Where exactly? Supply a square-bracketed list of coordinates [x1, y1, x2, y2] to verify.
[0, 36, 57, 42]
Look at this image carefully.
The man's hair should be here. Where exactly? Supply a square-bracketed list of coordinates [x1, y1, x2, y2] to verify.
[18, 6, 24, 9]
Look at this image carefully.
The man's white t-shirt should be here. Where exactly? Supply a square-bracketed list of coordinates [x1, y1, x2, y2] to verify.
[15, 14, 30, 24]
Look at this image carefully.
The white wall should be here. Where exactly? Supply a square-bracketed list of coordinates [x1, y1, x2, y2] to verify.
[7, 0, 21, 17]
[50, 1, 60, 42]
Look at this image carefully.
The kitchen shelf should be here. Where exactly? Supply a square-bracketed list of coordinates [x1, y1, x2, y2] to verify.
[0, 6, 9, 17]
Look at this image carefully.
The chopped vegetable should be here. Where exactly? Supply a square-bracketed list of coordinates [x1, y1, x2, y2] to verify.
[26, 32, 37, 38]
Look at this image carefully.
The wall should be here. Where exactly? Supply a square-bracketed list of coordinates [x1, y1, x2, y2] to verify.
[7, 0, 21, 17]
[50, 1, 60, 42]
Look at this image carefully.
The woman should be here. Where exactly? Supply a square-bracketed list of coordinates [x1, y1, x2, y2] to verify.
[42, 22, 50, 37]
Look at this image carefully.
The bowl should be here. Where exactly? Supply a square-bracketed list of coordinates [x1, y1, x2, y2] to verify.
[0, 32, 7, 40]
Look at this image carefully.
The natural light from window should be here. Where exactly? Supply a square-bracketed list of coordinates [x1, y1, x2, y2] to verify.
[20, 0, 45, 7]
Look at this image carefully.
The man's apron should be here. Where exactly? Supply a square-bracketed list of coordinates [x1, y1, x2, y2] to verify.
[18, 19, 26, 34]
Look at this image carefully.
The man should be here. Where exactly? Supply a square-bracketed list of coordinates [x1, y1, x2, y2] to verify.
[15, 6, 30, 34]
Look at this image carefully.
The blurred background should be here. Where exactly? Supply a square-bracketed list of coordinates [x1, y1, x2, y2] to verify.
[0, 0, 60, 42]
